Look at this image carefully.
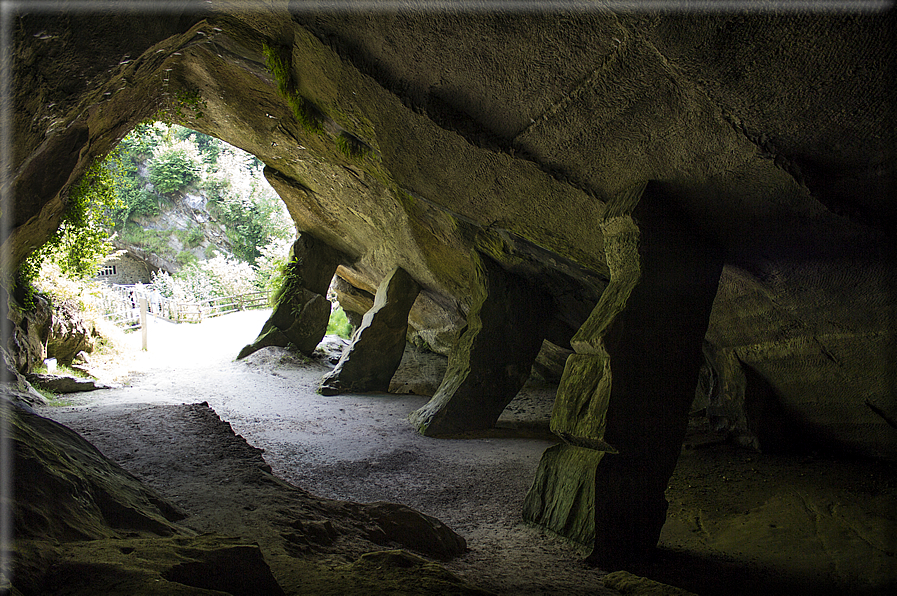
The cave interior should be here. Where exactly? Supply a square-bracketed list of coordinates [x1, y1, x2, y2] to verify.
[2, 2, 896, 595]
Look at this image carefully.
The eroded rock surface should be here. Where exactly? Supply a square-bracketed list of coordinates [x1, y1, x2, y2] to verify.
[25, 373, 113, 393]
[5, 393, 477, 595]
[5, 4, 897, 586]
[320, 267, 421, 395]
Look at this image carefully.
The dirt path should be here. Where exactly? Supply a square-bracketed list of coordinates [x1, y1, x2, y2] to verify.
[42, 311, 611, 595]
[39, 310, 897, 595]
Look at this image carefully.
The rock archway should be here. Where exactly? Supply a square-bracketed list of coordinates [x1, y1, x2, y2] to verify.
[6, 3, 896, 583]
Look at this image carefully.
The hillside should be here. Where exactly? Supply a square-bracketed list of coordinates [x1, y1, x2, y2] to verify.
[106, 122, 294, 278]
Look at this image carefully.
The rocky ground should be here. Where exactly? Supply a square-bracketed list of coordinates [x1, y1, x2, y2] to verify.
[31, 310, 897, 595]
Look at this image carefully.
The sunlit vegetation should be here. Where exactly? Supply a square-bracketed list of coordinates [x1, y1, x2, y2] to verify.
[20, 121, 351, 340]
[326, 306, 353, 339]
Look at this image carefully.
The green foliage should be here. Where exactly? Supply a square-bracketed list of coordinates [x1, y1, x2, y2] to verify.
[153, 255, 257, 304]
[120, 223, 172, 258]
[174, 87, 207, 120]
[65, 121, 295, 304]
[177, 251, 198, 267]
[110, 178, 159, 225]
[185, 227, 204, 248]
[18, 160, 120, 306]
[262, 41, 324, 133]
[271, 256, 301, 308]
[336, 132, 372, 160]
[105, 122, 168, 226]
[157, 86, 207, 125]
[32, 362, 89, 379]
[326, 305, 353, 339]
[149, 146, 200, 194]
[207, 162, 293, 263]
[254, 237, 292, 302]
[220, 200, 269, 262]
[173, 127, 222, 166]
[116, 121, 166, 156]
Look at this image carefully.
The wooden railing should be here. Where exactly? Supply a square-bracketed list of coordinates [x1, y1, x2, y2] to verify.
[97, 285, 268, 328]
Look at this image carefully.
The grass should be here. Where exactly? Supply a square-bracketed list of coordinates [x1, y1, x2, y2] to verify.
[326, 305, 354, 339]
[46, 395, 75, 407]
[31, 362, 90, 379]
[121, 222, 174, 257]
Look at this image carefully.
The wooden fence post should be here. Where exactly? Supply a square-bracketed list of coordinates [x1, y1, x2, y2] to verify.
[139, 297, 148, 351]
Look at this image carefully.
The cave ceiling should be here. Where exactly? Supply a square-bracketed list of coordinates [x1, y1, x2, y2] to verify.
[7, 3, 897, 456]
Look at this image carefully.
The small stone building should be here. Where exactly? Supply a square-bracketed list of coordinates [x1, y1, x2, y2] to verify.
[93, 250, 158, 285]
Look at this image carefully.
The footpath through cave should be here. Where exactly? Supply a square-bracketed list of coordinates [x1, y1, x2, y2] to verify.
[32, 308, 897, 595]
[38, 309, 617, 595]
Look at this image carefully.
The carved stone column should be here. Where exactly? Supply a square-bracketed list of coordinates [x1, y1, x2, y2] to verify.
[319, 267, 420, 395]
[410, 255, 551, 436]
[238, 234, 343, 359]
[523, 183, 724, 566]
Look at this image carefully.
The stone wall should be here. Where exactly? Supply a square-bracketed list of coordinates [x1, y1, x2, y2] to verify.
[93, 252, 158, 286]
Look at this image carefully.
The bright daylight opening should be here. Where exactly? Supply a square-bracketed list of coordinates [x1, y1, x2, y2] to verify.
[29, 122, 353, 382]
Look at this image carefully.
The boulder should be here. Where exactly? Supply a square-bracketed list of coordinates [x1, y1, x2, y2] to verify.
[363, 501, 467, 560]
[331, 274, 374, 329]
[47, 299, 97, 365]
[25, 373, 113, 393]
[238, 235, 345, 359]
[161, 543, 286, 596]
[603, 570, 699, 596]
[347, 550, 492, 596]
[314, 334, 350, 365]
[389, 343, 449, 397]
[7, 397, 187, 542]
[531, 340, 573, 383]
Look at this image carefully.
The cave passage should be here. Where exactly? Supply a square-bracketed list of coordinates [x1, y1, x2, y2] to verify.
[8, 8, 897, 595]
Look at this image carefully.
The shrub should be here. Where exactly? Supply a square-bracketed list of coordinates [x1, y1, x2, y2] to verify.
[255, 237, 293, 303]
[148, 141, 201, 195]
[18, 160, 120, 306]
[176, 251, 198, 267]
[185, 227, 205, 248]
[154, 255, 257, 303]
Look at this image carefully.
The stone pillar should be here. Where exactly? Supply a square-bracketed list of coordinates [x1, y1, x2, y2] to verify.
[237, 234, 343, 359]
[410, 255, 551, 436]
[318, 267, 421, 395]
[523, 182, 724, 567]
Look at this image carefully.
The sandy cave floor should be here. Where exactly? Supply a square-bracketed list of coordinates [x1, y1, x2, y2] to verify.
[36, 310, 897, 595]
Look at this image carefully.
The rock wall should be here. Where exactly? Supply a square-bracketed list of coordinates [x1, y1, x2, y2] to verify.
[5, 3, 896, 569]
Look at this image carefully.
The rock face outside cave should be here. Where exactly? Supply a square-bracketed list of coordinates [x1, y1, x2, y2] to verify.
[5, 4, 896, 588]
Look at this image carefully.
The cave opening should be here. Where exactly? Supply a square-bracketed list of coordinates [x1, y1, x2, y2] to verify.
[5, 6, 897, 596]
